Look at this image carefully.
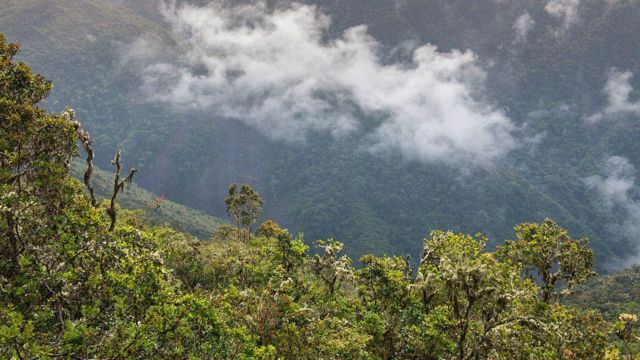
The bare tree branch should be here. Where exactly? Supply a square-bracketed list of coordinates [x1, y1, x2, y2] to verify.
[78, 128, 97, 207]
[107, 150, 137, 231]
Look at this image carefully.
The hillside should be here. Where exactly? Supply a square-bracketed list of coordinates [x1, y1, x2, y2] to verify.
[70, 159, 226, 238]
[569, 266, 640, 321]
[0, 0, 171, 90]
[2, 0, 640, 267]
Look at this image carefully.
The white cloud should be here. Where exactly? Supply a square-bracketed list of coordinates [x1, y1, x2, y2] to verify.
[603, 69, 640, 114]
[589, 68, 640, 122]
[124, 1, 518, 165]
[513, 12, 535, 43]
[584, 156, 640, 265]
[584, 156, 636, 206]
[604, 0, 638, 5]
[544, 0, 580, 29]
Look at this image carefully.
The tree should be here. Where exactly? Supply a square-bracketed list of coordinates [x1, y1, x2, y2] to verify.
[311, 239, 353, 298]
[72, 109, 97, 207]
[357, 254, 414, 358]
[0, 33, 79, 278]
[257, 220, 307, 273]
[106, 149, 136, 231]
[225, 183, 263, 241]
[497, 219, 596, 303]
[547, 306, 609, 360]
[417, 231, 542, 360]
[615, 313, 638, 360]
[65, 110, 136, 232]
[0, 34, 227, 359]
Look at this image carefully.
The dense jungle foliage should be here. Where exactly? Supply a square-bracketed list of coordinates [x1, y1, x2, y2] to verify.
[2, 34, 640, 359]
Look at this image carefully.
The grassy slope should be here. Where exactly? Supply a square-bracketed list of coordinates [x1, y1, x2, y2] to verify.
[71, 159, 226, 239]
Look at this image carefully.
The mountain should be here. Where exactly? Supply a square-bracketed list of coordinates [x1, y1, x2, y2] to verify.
[2, 0, 640, 267]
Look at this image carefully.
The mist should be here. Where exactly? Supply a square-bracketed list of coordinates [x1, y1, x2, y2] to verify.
[585, 156, 640, 266]
[588, 69, 640, 121]
[123, 0, 519, 166]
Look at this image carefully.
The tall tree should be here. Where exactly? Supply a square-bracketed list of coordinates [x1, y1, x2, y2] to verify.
[497, 219, 596, 303]
[417, 231, 541, 360]
[0, 33, 78, 277]
[312, 239, 353, 297]
[225, 183, 263, 241]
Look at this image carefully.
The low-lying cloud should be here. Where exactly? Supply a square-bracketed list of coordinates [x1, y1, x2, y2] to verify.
[514, 12, 535, 43]
[124, 1, 518, 165]
[589, 68, 640, 122]
[544, 0, 580, 30]
[584, 156, 640, 266]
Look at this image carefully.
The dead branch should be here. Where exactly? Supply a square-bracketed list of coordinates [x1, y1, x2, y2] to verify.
[77, 129, 97, 207]
[107, 150, 137, 231]
[64, 107, 97, 207]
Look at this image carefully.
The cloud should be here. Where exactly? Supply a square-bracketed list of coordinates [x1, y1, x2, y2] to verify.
[124, 1, 518, 165]
[584, 156, 640, 265]
[604, 0, 639, 5]
[584, 156, 636, 206]
[589, 68, 640, 122]
[544, 0, 580, 29]
[513, 12, 535, 43]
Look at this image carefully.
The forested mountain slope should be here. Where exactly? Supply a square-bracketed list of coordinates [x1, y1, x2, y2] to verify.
[570, 265, 640, 321]
[70, 160, 226, 238]
[3, 0, 640, 267]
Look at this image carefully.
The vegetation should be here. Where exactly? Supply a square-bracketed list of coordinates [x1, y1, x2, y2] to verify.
[69, 159, 226, 239]
[225, 183, 264, 242]
[497, 219, 596, 303]
[2, 31, 640, 359]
